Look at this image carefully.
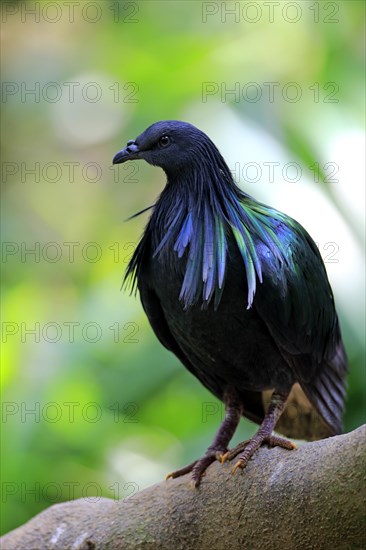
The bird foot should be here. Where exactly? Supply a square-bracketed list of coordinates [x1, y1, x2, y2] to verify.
[225, 433, 296, 474]
[166, 448, 226, 488]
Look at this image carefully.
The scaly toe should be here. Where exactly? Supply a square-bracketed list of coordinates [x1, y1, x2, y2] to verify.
[165, 459, 198, 480]
[266, 435, 297, 450]
[223, 439, 250, 461]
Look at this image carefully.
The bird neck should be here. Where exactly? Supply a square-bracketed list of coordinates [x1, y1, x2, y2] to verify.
[153, 159, 244, 229]
[127, 161, 295, 311]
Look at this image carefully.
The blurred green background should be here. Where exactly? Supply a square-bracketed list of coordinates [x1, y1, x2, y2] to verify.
[1, 0, 365, 536]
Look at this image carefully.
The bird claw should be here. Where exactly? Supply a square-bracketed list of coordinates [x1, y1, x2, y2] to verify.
[231, 460, 245, 474]
[189, 479, 199, 490]
[230, 433, 296, 474]
[223, 439, 250, 462]
[220, 451, 231, 464]
[215, 451, 226, 463]
[165, 459, 199, 481]
[265, 435, 297, 450]
[165, 448, 227, 487]
[167, 434, 296, 484]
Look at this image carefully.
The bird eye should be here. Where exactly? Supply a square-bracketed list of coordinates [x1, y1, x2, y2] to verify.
[159, 135, 170, 147]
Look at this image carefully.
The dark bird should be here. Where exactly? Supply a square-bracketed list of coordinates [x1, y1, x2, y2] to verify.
[113, 121, 348, 486]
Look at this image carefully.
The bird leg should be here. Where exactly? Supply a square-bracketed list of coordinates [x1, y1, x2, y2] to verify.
[166, 389, 243, 487]
[223, 391, 296, 473]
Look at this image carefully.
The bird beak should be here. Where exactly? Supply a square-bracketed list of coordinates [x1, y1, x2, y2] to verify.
[113, 141, 140, 164]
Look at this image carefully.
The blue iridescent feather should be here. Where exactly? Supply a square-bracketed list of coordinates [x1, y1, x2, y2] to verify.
[124, 180, 296, 311]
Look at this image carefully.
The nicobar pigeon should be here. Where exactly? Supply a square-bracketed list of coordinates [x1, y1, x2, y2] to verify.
[113, 121, 348, 486]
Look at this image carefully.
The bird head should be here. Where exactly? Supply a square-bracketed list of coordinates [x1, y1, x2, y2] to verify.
[113, 120, 225, 177]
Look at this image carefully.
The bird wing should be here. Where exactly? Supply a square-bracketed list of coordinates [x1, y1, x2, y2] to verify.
[139, 284, 188, 359]
[253, 220, 348, 434]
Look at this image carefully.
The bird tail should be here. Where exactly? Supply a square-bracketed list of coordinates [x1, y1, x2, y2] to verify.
[301, 337, 348, 436]
[272, 325, 348, 441]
